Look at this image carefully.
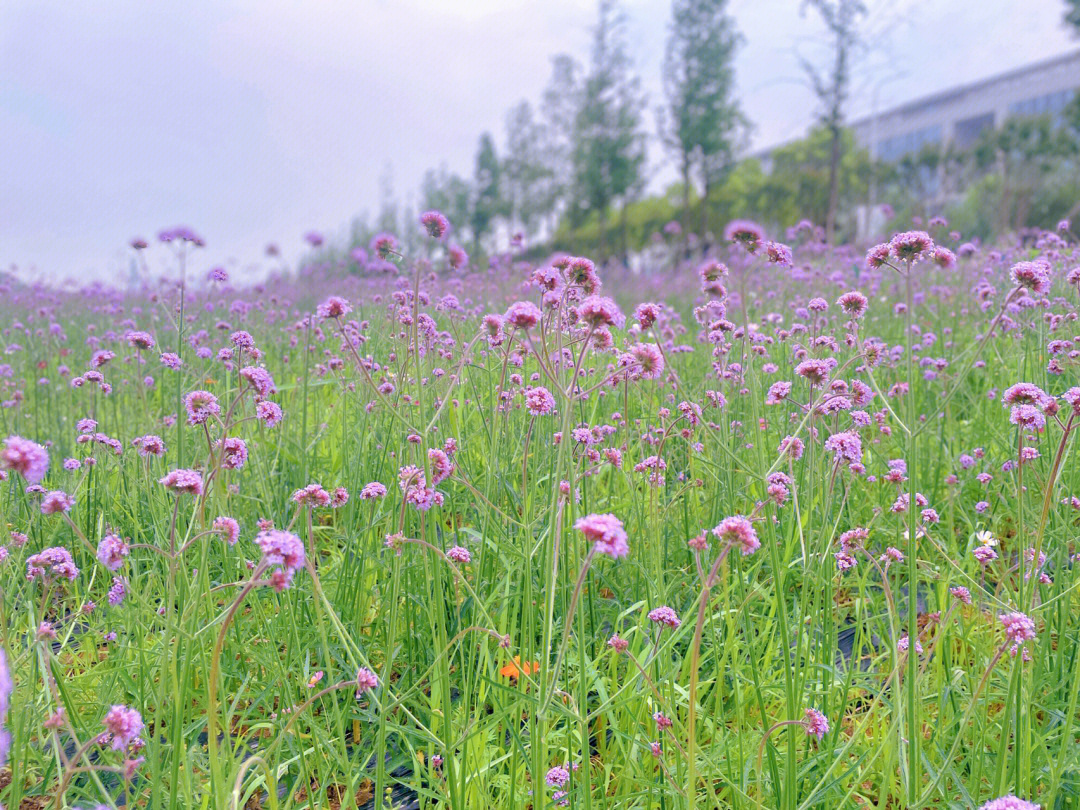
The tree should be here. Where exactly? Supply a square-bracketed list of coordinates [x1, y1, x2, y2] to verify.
[540, 55, 583, 231]
[420, 166, 472, 242]
[1067, 0, 1080, 34]
[762, 125, 871, 231]
[470, 133, 503, 254]
[571, 0, 647, 259]
[800, 0, 866, 243]
[661, 0, 744, 240]
[503, 101, 555, 240]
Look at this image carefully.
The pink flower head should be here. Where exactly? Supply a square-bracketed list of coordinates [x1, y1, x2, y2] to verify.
[420, 210, 449, 239]
[292, 483, 331, 507]
[103, 705, 143, 751]
[803, 708, 829, 740]
[184, 390, 220, 426]
[579, 295, 625, 330]
[428, 448, 454, 485]
[712, 515, 761, 556]
[607, 634, 629, 653]
[124, 330, 156, 350]
[724, 220, 764, 252]
[546, 766, 570, 787]
[764, 241, 793, 266]
[889, 230, 933, 262]
[213, 516, 240, 546]
[837, 291, 868, 318]
[132, 434, 166, 457]
[1, 436, 49, 483]
[634, 302, 662, 329]
[240, 366, 276, 397]
[977, 796, 1040, 810]
[504, 301, 542, 330]
[26, 546, 79, 581]
[778, 435, 805, 460]
[217, 437, 248, 470]
[97, 533, 129, 571]
[254, 529, 305, 590]
[824, 431, 862, 465]
[524, 386, 556, 416]
[865, 243, 891, 268]
[1000, 611, 1036, 653]
[446, 545, 471, 563]
[355, 667, 379, 696]
[629, 343, 665, 380]
[317, 296, 352, 320]
[647, 605, 681, 628]
[574, 513, 629, 559]
[372, 232, 398, 259]
[159, 469, 204, 496]
[1010, 260, 1051, 295]
[360, 481, 387, 500]
[256, 400, 283, 427]
[930, 246, 956, 269]
[949, 585, 972, 604]
[897, 635, 923, 655]
[563, 256, 601, 293]
[40, 490, 75, 515]
[1002, 383, 1052, 410]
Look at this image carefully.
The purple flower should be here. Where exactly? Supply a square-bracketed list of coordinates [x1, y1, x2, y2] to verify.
[360, 481, 387, 500]
[420, 210, 450, 239]
[503, 301, 542, 330]
[446, 545, 471, 563]
[254, 529, 305, 591]
[1010, 260, 1051, 295]
[103, 705, 143, 750]
[1, 435, 49, 483]
[184, 390, 220, 426]
[40, 490, 75, 515]
[574, 513, 629, 559]
[317, 296, 352, 320]
[978, 796, 1040, 810]
[803, 708, 829, 740]
[355, 667, 379, 696]
[159, 469, 204, 496]
[97, 534, 129, 571]
[26, 546, 79, 581]
[647, 605, 681, 628]
[712, 515, 760, 556]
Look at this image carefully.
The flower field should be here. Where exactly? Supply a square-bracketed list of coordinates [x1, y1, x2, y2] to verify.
[1, 218, 1079, 810]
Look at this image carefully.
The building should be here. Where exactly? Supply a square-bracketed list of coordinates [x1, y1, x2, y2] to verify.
[851, 50, 1080, 163]
[753, 50, 1080, 170]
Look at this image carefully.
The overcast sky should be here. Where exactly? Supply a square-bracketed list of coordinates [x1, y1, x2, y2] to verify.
[2, 0, 1076, 282]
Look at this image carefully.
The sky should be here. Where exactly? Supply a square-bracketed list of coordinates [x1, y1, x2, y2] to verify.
[1, 0, 1076, 283]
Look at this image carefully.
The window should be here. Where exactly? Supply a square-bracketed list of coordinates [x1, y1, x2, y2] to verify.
[953, 113, 995, 149]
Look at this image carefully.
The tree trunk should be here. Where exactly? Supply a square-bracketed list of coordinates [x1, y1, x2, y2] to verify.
[598, 209, 607, 260]
[700, 174, 712, 247]
[825, 123, 841, 243]
[681, 155, 692, 251]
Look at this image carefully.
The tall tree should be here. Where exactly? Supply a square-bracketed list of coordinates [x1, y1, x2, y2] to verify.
[661, 0, 744, 239]
[572, 0, 647, 259]
[420, 165, 472, 242]
[1067, 0, 1080, 33]
[376, 162, 399, 237]
[800, 0, 866, 243]
[503, 101, 555, 240]
[470, 132, 503, 254]
[541, 55, 583, 231]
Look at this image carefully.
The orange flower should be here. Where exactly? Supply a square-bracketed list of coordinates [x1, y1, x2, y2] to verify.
[499, 656, 539, 680]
